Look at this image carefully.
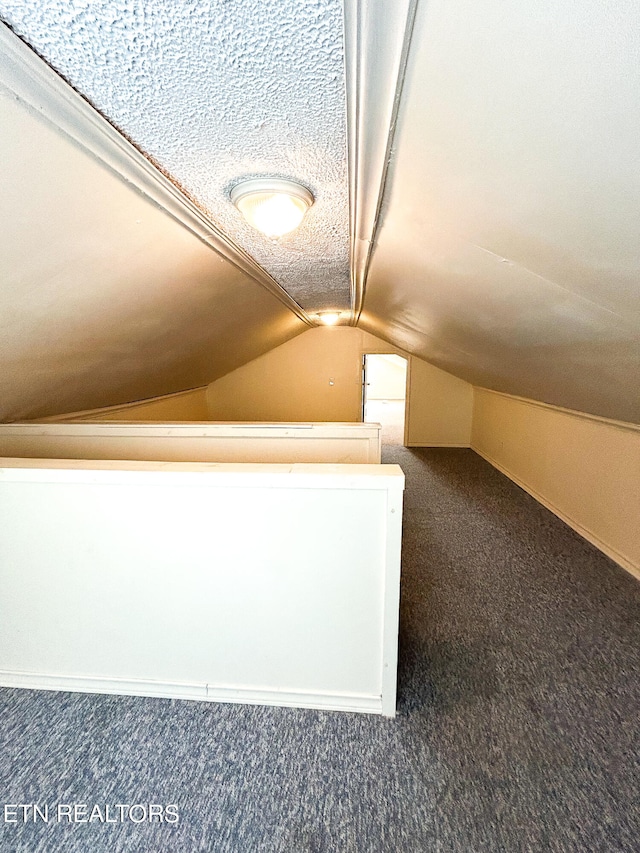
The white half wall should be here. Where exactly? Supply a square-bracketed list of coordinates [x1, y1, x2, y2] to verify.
[471, 388, 640, 579]
[0, 459, 404, 715]
[0, 422, 381, 465]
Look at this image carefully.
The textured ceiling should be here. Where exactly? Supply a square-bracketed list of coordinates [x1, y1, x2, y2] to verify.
[1, 0, 639, 425]
[0, 0, 350, 313]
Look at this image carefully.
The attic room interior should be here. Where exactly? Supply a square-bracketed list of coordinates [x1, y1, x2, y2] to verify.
[0, 1, 638, 850]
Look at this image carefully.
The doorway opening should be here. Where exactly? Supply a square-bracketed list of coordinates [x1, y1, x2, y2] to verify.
[362, 354, 408, 446]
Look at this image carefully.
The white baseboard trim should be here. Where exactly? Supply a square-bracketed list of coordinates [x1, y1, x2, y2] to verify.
[472, 445, 640, 582]
[0, 670, 384, 715]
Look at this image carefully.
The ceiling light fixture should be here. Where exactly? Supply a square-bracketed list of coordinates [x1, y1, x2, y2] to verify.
[316, 311, 341, 326]
[230, 178, 314, 238]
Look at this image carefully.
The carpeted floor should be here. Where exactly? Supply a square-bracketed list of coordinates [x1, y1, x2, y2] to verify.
[364, 400, 405, 445]
[1, 448, 638, 852]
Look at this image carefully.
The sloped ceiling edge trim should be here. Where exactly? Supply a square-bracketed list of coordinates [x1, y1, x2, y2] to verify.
[343, 0, 418, 324]
[28, 387, 209, 424]
[0, 22, 313, 326]
[474, 388, 640, 435]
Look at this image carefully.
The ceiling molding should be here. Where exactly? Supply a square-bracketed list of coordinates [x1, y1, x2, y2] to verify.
[343, 0, 418, 325]
[0, 22, 313, 327]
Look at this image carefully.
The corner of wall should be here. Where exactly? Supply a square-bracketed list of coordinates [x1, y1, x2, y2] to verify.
[405, 357, 473, 447]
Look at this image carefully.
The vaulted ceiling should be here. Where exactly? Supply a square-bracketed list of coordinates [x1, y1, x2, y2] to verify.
[1, 0, 639, 423]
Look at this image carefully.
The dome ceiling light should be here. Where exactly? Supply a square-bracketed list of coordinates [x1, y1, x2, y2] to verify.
[315, 311, 342, 326]
[230, 178, 314, 239]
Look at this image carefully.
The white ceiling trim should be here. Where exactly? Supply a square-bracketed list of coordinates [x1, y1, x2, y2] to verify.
[0, 22, 313, 327]
[343, 0, 418, 325]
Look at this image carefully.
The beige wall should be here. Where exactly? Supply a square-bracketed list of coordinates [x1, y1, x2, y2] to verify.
[206, 326, 474, 446]
[471, 388, 640, 579]
[40, 328, 474, 445]
[207, 327, 366, 423]
[406, 358, 473, 447]
[51, 388, 210, 422]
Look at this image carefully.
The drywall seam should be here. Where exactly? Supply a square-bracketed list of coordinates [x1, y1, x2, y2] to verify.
[476, 388, 640, 434]
[30, 387, 209, 423]
[0, 22, 312, 326]
[472, 444, 639, 581]
[343, 0, 418, 324]
[470, 245, 636, 328]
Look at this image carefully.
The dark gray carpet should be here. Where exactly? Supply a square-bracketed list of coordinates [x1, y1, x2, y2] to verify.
[1, 448, 638, 852]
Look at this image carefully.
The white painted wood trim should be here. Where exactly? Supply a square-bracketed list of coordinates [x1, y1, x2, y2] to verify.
[380, 486, 404, 716]
[0, 459, 404, 491]
[472, 445, 640, 581]
[0, 22, 312, 326]
[343, 0, 418, 323]
[403, 354, 413, 446]
[0, 422, 383, 439]
[0, 671, 383, 715]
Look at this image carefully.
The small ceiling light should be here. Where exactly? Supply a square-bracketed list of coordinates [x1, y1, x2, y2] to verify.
[316, 311, 341, 326]
[230, 178, 314, 238]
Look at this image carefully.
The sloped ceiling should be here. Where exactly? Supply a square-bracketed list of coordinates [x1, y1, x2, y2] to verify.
[0, 84, 306, 420]
[361, 0, 640, 423]
[1, 0, 639, 424]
